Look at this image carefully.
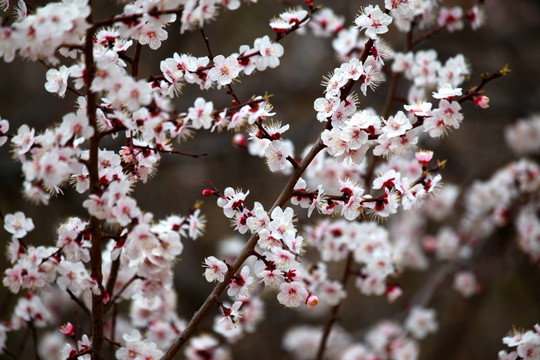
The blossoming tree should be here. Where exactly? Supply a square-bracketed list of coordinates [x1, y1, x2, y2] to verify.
[0, 0, 538, 359]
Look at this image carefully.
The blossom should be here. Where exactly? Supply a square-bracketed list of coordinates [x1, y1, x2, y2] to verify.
[11, 124, 35, 157]
[4, 211, 34, 238]
[382, 111, 412, 138]
[187, 209, 206, 240]
[453, 271, 478, 297]
[423, 100, 463, 137]
[468, 6, 485, 31]
[432, 83, 462, 99]
[314, 97, 339, 122]
[355, 5, 393, 39]
[217, 187, 249, 218]
[268, 206, 296, 241]
[44, 65, 70, 98]
[115, 330, 163, 360]
[208, 55, 241, 87]
[227, 265, 254, 298]
[473, 95, 490, 109]
[203, 256, 228, 283]
[186, 97, 214, 130]
[309, 8, 345, 37]
[60, 322, 75, 336]
[404, 101, 432, 117]
[138, 19, 169, 50]
[0, 117, 9, 146]
[415, 150, 433, 167]
[265, 139, 293, 172]
[277, 281, 308, 308]
[305, 293, 319, 309]
[214, 301, 243, 336]
[438, 6, 464, 33]
[116, 79, 152, 112]
[254, 35, 284, 71]
[405, 306, 438, 339]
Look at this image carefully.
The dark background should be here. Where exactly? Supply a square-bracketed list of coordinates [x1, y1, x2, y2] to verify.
[0, 0, 539, 359]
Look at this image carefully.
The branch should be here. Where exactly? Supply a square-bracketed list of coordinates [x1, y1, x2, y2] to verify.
[28, 318, 42, 360]
[315, 252, 355, 360]
[161, 33, 378, 360]
[84, 5, 106, 359]
[131, 144, 207, 158]
[67, 289, 92, 316]
[92, 7, 184, 30]
[458, 65, 509, 104]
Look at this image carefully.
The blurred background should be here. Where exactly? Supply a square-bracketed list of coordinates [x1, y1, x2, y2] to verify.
[0, 0, 539, 359]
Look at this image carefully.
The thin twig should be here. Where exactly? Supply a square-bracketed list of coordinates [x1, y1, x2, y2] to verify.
[92, 7, 184, 30]
[131, 144, 207, 158]
[67, 289, 92, 316]
[28, 318, 42, 360]
[132, 42, 142, 79]
[315, 252, 355, 360]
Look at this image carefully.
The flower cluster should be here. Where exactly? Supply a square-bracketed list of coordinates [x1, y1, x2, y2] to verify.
[499, 324, 540, 360]
[0, 0, 531, 359]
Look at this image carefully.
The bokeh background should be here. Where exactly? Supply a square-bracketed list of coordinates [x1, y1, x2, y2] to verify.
[1, 0, 539, 359]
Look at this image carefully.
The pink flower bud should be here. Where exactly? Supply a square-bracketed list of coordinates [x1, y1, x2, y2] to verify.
[60, 322, 75, 336]
[386, 285, 403, 303]
[202, 188, 215, 196]
[423, 235, 438, 253]
[305, 293, 319, 309]
[415, 150, 434, 167]
[232, 133, 248, 150]
[473, 95, 489, 109]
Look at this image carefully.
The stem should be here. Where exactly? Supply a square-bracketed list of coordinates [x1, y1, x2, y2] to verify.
[382, 72, 400, 119]
[84, 3, 105, 358]
[131, 144, 207, 158]
[107, 275, 142, 310]
[67, 289, 91, 316]
[200, 27, 214, 60]
[105, 257, 121, 300]
[315, 252, 355, 360]
[92, 7, 184, 29]
[132, 42, 142, 79]
[29, 319, 42, 360]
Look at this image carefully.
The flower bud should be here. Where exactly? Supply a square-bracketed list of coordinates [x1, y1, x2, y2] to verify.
[232, 133, 248, 150]
[386, 285, 402, 303]
[202, 188, 215, 196]
[473, 95, 489, 109]
[305, 293, 319, 309]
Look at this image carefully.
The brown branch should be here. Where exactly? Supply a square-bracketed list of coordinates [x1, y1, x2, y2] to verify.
[148, 7, 319, 84]
[131, 144, 207, 158]
[84, 3, 106, 359]
[107, 274, 143, 310]
[67, 289, 92, 316]
[458, 66, 508, 104]
[382, 72, 400, 119]
[28, 318, 42, 360]
[105, 257, 121, 301]
[200, 26, 214, 60]
[132, 42, 142, 79]
[409, 23, 446, 49]
[92, 7, 184, 30]
[315, 252, 355, 360]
